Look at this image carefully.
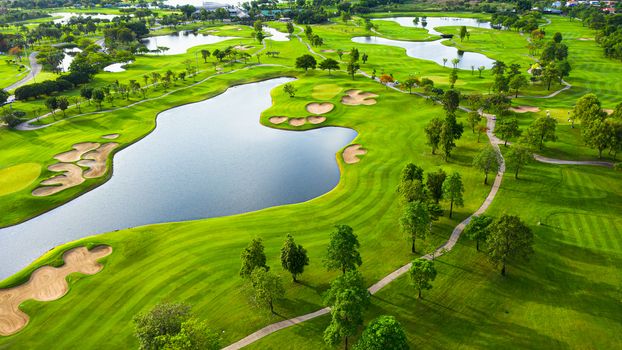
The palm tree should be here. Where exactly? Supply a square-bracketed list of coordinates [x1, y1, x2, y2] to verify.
[451, 58, 460, 69]
[442, 58, 448, 67]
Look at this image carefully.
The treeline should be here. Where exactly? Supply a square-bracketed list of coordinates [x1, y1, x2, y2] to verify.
[567, 7, 622, 60]
[0, 10, 50, 24]
[490, 11, 542, 32]
[14, 73, 85, 100]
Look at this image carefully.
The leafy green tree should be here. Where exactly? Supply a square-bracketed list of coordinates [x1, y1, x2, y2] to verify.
[253, 20, 264, 33]
[240, 238, 268, 278]
[573, 93, 606, 125]
[354, 316, 409, 350]
[283, 83, 297, 98]
[486, 215, 534, 276]
[442, 171, 464, 218]
[80, 86, 93, 104]
[400, 163, 424, 182]
[325, 224, 362, 274]
[467, 111, 482, 133]
[256, 31, 265, 43]
[45, 96, 58, 115]
[495, 118, 521, 146]
[250, 267, 285, 314]
[134, 302, 191, 350]
[92, 88, 105, 110]
[542, 63, 559, 90]
[324, 270, 369, 308]
[439, 120, 456, 161]
[397, 179, 426, 204]
[401, 76, 419, 93]
[459, 26, 468, 41]
[473, 146, 500, 185]
[524, 116, 557, 150]
[295, 54, 317, 71]
[157, 318, 221, 350]
[556, 59, 571, 83]
[409, 258, 437, 298]
[346, 60, 360, 80]
[425, 117, 443, 155]
[464, 215, 493, 251]
[506, 144, 532, 179]
[319, 58, 340, 75]
[509, 74, 528, 97]
[57, 96, 69, 117]
[449, 69, 458, 88]
[324, 285, 368, 350]
[426, 168, 447, 204]
[200, 49, 210, 63]
[400, 200, 430, 253]
[280, 234, 309, 282]
[583, 119, 614, 158]
[286, 22, 294, 36]
[442, 89, 461, 116]
[0, 90, 9, 106]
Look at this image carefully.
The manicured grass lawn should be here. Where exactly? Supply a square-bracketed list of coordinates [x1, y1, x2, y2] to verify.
[0, 72, 492, 349]
[0, 55, 30, 89]
[247, 159, 622, 349]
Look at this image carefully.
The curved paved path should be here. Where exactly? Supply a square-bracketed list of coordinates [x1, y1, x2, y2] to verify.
[3, 52, 41, 92]
[222, 114, 506, 350]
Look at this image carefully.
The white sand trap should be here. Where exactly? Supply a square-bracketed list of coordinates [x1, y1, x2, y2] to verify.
[578, 37, 593, 41]
[341, 90, 378, 106]
[102, 134, 119, 139]
[233, 45, 253, 50]
[32, 163, 85, 196]
[0, 245, 112, 336]
[306, 102, 334, 114]
[77, 143, 119, 179]
[604, 109, 614, 115]
[54, 142, 101, 163]
[510, 106, 541, 113]
[269, 116, 287, 124]
[307, 116, 326, 124]
[321, 49, 336, 53]
[343, 144, 367, 164]
[289, 118, 306, 126]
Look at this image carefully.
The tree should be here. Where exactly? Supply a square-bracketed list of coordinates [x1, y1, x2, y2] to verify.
[467, 111, 482, 133]
[58, 96, 69, 117]
[256, 31, 265, 43]
[361, 53, 368, 64]
[283, 83, 297, 98]
[473, 146, 500, 185]
[157, 318, 221, 350]
[325, 224, 362, 274]
[451, 58, 460, 69]
[573, 93, 605, 125]
[254, 20, 264, 33]
[286, 22, 294, 36]
[295, 54, 317, 71]
[426, 169, 446, 204]
[250, 267, 285, 314]
[45, 96, 59, 116]
[319, 58, 339, 75]
[525, 116, 557, 150]
[346, 60, 360, 80]
[477, 66, 485, 78]
[542, 63, 559, 90]
[400, 163, 424, 182]
[133, 302, 192, 350]
[0, 90, 9, 106]
[409, 258, 437, 299]
[442, 172, 464, 219]
[200, 49, 210, 63]
[583, 119, 614, 158]
[464, 215, 493, 251]
[402, 77, 419, 93]
[495, 118, 521, 146]
[442, 89, 460, 116]
[324, 284, 368, 350]
[280, 234, 309, 282]
[506, 144, 532, 179]
[240, 238, 268, 278]
[353, 316, 409, 350]
[425, 117, 443, 155]
[459, 26, 468, 41]
[486, 215, 534, 276]
[509, 74, 528, 97]
[379, 74, 394, 88]
[439, 121, 456, 161]
[553, 32, 563, 43]
[400, 200, 430, 253]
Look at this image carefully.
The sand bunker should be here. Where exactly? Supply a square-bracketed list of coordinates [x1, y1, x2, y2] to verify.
[0, 245, 112, 336]
[510, 106, 541, 113]
[102, 134, 119, 140]
[269, 116, 287, 124]
[233, 45, 253, 50]
[289, 118, 306, 126]
[343, 144, 367, 164]
[306, 102, 334, 114]
[307, 116, 326, 124]
[341, 90, 378, 106]
[578, 37, 593, 41]
[604, 109, 614, 115]
[32, 163, 85, 197]
[321, 49, 336, 53]
[54, 142, 100, 163]
[77, 143, 119, 179]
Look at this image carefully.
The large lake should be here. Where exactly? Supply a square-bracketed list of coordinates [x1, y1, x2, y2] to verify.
[142, 32, 238, 55]
[0, 78, 356, 279]
[376, 16, 492, 36]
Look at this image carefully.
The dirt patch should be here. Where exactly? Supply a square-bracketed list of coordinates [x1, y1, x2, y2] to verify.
[102, 134, 119, 140]
[54, 142, 100, 163]
[32, 163, 85, 197]
[269, 116, 288, 124]
[307, 116, 326, 124]
[77, 143, 119, 179]
[578, 37, 593, 41]
[321, 49, 336, 53]
[343, 144, 367, 164]
[341, 90, 378, 106]
[510, 105, 541, 113]
[0, 245, 112, 336]
[604, 109, 614, 115]
[306, 102, 334, 114]
[289, 118, 306, 126]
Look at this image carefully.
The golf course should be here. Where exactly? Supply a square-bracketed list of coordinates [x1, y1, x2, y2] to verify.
[0, 2, 620, 349]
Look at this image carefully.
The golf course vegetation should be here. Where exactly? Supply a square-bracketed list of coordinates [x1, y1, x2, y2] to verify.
[0, 2, 620, 349]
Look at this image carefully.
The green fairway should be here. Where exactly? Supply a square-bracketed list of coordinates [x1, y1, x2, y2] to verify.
[0, 163, 41, 197]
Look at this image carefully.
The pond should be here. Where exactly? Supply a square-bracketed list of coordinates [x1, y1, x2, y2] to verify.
[376, 16, 492, 36]
[264, 26, 289, 42]
[352, 36, 494, 70]
[60, 47, 82, 73]
[141, 32, 238, 55]
[103, 61, 132, 73]
[0, 78, 357, 279]
[52, 12, 123, 25]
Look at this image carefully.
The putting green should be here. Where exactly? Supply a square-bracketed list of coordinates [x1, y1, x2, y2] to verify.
[0, 163, 42, 197]
[311, 84, 343, 100]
